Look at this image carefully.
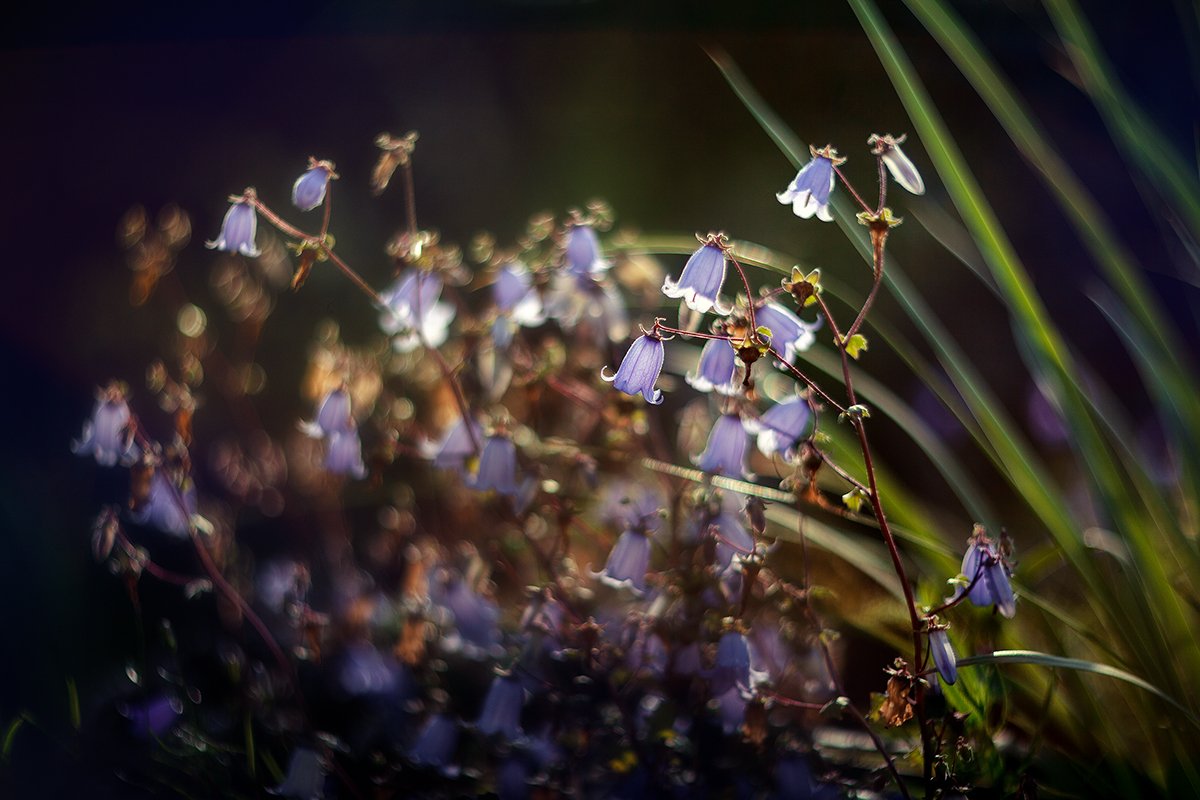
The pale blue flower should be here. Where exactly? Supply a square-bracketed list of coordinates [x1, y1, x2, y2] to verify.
[746, 396, 811, 461]
[132, 470, 195, 539]
[379, 270, 455, 352]
[598, 530, 651, 593]
[755, 302, 819, 363]
[929, 626, 958, 685]
[602, 334, 665, 405]
[955, 531, 1016, 618]
[292, 161, 335, 211]
[272, 747, 325, 799]
[206, 195, 261, 257]
[476, 674, 524, 740]
[72, 385, 134, 466]
[564, 224, 608, 276]
[324, 428, 366, 479]
[409, 714, 460, 774]
[695, 414, 751, 479]
[776, 145, 844, 222]
[686, 338, 740, 395]
[869, 133, 925, 195]
[662, 240, 730, 315]
[473, 435, 520, 497]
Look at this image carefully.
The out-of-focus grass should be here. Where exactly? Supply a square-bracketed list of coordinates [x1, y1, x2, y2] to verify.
[704, 0, 1200, 793]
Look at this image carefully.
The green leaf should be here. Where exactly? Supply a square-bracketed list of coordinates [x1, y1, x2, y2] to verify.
[843, 333, 869, 360]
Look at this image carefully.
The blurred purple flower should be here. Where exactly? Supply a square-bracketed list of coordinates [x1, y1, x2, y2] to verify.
[324, 428, 367, 479]
[713, 686, 748, 735]
[300, 386, 353, 439]
[476, 674, 525, 740]
[565, 224, 608, 277]
[379, 270, 455, 352]
[438, 578, 501, 655]
[206, 195, 261, 257]
[662, 240, 730, 315]
[72, 386, 134, 466]
[955, 530, 1016, 618]
[600, 481, 666, 533]
[602, 333, 666, 405]
[598, 530, 651, 593]
[776, 145, 843, 221]
[747, 396, 811, 462]
[121, 694, 182, 739]
[686, 338, 740, 396]
[271, 747, 325, 799]
[132, 471, 195, 538]
[423, 416, 483, 475]
[712, 510, 754, 571]
[473, 435, 520, 497]
[929, 626, 958, 685]
[626, 631, 668, 678]
[494, 261, 545, 326]
[338, 641, 398, 696]
[409, 714, 460, 774]
[755, 303, 818, 363]
[708, 630, 753, 695]
[292, 161, 335, 211]
[695, 414, 751, 479]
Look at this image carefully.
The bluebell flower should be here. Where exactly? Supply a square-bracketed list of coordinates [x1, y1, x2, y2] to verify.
[746, 396, 811, 462]
[337, 641, 397, 696]
[713, 511, 754, 571]
[324, 428, 367, 479]
[425, 416, 483, 475]
[600, 481, 666, 533]
[121, 694, 182, 739]
[291, 159, 336, 211]
[709, 630, 753, 695]
[494, 261, 545, 325]
[473, 435, 520, 497]
[409, 714, 460, 774]
[602, 333, 666, 405]
[755, 302, 819, 363]
[72, 384, 134, 467]
[776, 145, 844, 221]
[299, 386, 354, 439]
[955, 529, 1016, 618]
[686, 338, 740, 396]
[438, 578, 501, 655]
[272, 747, 325, 800]
[379, 270, 455, 352]
[598, 530, 651, 593]
[564, 224, 608, 277]
[713, 686, 748, 735]
[662, 237, 731, 315]
[928, 626, 958, 685]
[132, 470, 195, 538]
[695, 414, 752, 479]
[869, 133, 925, 195]
[626, 631, 668, 678]
[206, 193, 261, 257]
[673, 642, 703, 677]
[476, 674, 525, 740]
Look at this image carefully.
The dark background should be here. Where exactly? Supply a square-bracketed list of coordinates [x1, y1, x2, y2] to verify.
[0, 0, 1196, 793]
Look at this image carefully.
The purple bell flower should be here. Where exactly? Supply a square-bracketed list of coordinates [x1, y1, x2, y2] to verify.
[337, 641, 397, 696]
[713, 686, 748, 735]
[299, 386, 354, 439]
[869, 133, 925, 195]
[955, 530, 1016, 618]
[494, 261, 545, 326]
[755, 303, 818, 363]
[928, 626, 958, 685]
[747, 396, 811, 462]
[379, 270, 455, 352]
[476, 674, 525, 740]
[662, 239, 731, 315]
[132, 471, 195, 538]
[72, 385, 134, 466]
[206, 194, 261, 257]
[712, 511, 754, 571]
[602, 333, 666, 405]
[271, 747, 325, 800]
[564, 224, 607, 277]
[410, 714, 460, 774]
[600, 481, 666, 533]
[324, 428, 367, 479]
[121, 694, 182, 739]
[776, 145, 844, 222]
[425, 416, 483, 475]
[709, 630, 753, 695]
[598, 530, 652, 593]
[473, 435, 520, 497]
[695, 414, 752, 479]
[686, 338, 740, 396]
[291, 160, 335, 211]
[439, 579, 501, 655]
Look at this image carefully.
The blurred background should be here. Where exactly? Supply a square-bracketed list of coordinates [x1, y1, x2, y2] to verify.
[1, 0, 1198, 795]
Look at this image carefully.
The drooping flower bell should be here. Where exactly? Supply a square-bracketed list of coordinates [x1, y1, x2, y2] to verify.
[564, 223, 608, 277]
[755, 303, 819, 363]
[662, 235, 731, 315]
[597, 529, 652, 593]
[686, 338, 740, 396]
[299, 386, 353, 439]
[777, 145, 845, 221]
[292, 158, 338, 211]
[954, 527, 1016, 618]
[206, 191, 261, 257]
[272, 747, 326, 800]
[425, 415, 483, 475]
[324, 429, 367, 479]
[409, 714, 460, 774]
[746, 396, 811, 462]
[869, 133, 925, 195]
[476, 674, 525, 740]
[711, 509, 754, 572]
[472, 435, 520, 497]
[695, 414, 752, 479]
[709, 630, 754, 695]
[378, 270, 456, 352]
[928, 624, 958, 685]
[131, 469, 195, 539]
[494, 261, 545, 323]
[602, 332, 666, 405]
[72, 383, 135, 467]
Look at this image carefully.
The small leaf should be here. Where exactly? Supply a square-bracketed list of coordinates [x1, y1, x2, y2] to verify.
[842, 487, 869, 514]
[844, 334, 869, 360]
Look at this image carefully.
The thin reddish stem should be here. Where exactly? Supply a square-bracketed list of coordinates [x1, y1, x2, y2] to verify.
[833, 166, 873, 215]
